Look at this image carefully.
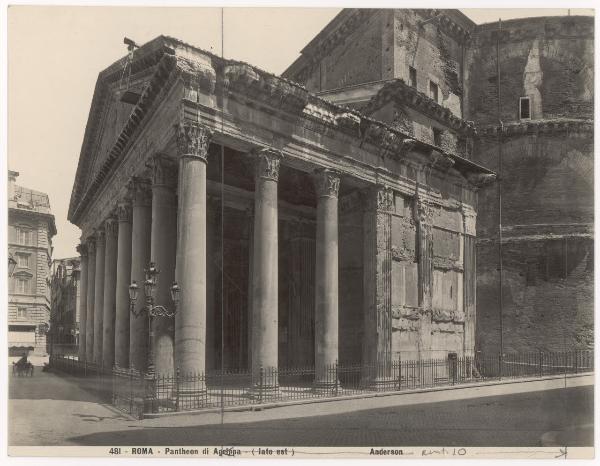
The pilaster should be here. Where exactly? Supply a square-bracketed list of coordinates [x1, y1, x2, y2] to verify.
[362, 185, 394, 388]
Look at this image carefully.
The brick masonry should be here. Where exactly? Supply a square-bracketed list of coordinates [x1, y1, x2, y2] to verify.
[466, 15, 594, 353]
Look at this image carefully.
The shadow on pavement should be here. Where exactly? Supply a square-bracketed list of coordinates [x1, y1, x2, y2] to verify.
[67, 386, 593, 447]
[9, 366, 112, 404]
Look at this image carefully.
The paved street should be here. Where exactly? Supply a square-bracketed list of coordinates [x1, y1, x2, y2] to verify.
[9, 366, 593, 447]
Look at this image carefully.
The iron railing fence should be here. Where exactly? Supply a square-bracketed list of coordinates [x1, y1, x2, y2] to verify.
[48, 350, 593, 419]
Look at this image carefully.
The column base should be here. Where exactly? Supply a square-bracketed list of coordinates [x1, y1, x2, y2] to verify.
[249, 383, 280, 401]
[360, 376, 396, 392]
[176, 384, 208, 410]
[312, 379, 341, 396]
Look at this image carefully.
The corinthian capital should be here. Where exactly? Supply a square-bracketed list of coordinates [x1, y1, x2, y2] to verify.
[76, 243, 88, 258]
[176, 122, 212, 161]
[117, 199, 132, 223]
[363, 185, 394, 212]
[313, 169, 340, 199]
[105, 216, 118, 238]
[128, 177, 152, 207]
[414, 196, 434, 225]
[87, 236, 96, 255]
[255, 148, 283, 182]
[148, 154, 177, 188]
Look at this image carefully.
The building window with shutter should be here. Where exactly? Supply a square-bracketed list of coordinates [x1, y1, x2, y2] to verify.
[17, 307, 28, 319]
[16, 227, 33, 246]
[17, 253, 30, 268]
[16, 277, 30, 294]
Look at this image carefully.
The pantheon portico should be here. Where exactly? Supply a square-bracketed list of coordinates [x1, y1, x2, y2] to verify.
[69, 36, 493, 394]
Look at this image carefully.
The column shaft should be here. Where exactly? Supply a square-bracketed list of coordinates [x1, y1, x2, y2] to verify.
[314, 170, 340, 388]
[102, 217, 118, 369]
[76, 244, 88, 361]
[129, 179, 152, 372]
[150, 156, 177, 376]
[114, 201, 132, 368]
[251, 149, 281, 394]
[175, 123, 210, 378]
[85, 238, 96, 362]
[93, 230, 106, 363]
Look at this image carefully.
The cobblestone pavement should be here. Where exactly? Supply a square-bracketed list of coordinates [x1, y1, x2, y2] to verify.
[8, 367, 593, 447]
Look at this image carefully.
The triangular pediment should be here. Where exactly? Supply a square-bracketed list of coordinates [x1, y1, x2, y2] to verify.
[68, 37, 175, 223]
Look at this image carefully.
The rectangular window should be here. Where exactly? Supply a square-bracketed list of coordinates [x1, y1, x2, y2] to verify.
[17, 254, 29, 268]
[433, 127, 443, 147]
[409, 66, 417, 88]
[16, 228, 32, 246]
[519, 97, 531, 120]
[17, 307, 28, 319]
[16, 278, 29, 294]
[429, 81, 439, 103]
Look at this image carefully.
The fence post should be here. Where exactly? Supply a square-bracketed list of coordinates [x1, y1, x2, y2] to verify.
[259, 366, 264, 405]
[334, 360, 339, 397]
[498, 353, 503, 380]
[398, 354, 402, 390]
[175, 367, 180, 412]
[539, 351, 543, 378]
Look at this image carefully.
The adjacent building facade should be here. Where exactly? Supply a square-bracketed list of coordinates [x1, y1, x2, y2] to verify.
[8, 170, 57, 356]
[50, 257, 81, 356]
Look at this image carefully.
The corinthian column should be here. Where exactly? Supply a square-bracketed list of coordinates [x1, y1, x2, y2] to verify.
[313, 169, 340, 391]
[76, 243, 88, 361]
[129, 178, 152, 372]
[251, 148, 282, 397]
[93, 228, 106, 364]
[114, 199, 132, 368]
[149, 154, 177, 377]
[102, 216, 118, 369]
[85, 237, 96, 362]
[175, 122, 211, 389]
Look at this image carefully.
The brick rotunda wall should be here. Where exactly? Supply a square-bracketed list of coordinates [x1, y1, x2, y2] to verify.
[465, 15, 594, 354]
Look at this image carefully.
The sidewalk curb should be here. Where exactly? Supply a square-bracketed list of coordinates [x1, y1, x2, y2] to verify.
[142, 372, 594, 419]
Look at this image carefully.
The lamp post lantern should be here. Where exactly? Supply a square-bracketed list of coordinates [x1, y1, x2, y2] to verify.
[8, 253, 17, 277]
[128, 262, 179, 377]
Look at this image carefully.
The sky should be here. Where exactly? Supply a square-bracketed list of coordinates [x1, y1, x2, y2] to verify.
[6, 6, 594, 259]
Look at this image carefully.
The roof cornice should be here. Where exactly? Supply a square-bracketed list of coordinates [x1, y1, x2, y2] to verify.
[363, 79, 477, 135]
[478, 119, 593, 138]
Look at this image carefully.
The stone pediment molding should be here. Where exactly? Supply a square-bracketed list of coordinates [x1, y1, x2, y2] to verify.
[478, 119, 593, 138]
[415, 9, 472, 43]
[466, 173, 497, 189]
[430, 151, 456, 172]
[362, 79, 477, 135]
[222, 62, 309, 115]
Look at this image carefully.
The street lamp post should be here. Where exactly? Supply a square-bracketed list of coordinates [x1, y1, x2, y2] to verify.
[128, 262, 180, 377]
